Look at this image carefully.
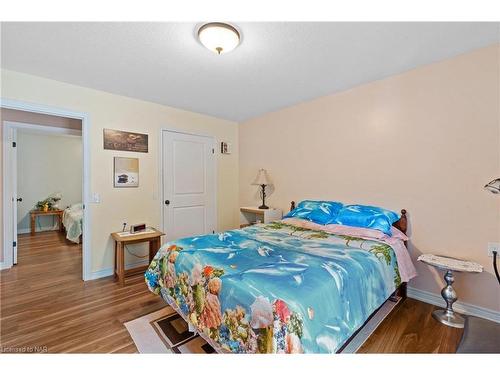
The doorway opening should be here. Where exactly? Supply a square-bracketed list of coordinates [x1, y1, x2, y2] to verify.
[1, 102, 91, 280]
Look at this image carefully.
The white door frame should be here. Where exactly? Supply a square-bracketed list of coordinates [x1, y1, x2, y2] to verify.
[159, 128, 218, 238]
[1, 98, 92, 280]
[8, 125, 18, 264]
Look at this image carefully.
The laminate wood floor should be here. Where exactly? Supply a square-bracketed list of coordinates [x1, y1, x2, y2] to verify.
[1, 231, 462, 353]
[358, 297, 463, 353]
[0, 231, 165, 353]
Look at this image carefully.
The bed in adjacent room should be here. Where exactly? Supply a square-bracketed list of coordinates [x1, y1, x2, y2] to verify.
[62, 203, 83, 244]
[145, 201, 417, 353]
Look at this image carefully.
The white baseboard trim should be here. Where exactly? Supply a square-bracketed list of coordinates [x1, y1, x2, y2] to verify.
[407, 286, 500, 323]
[88, 259, 150, 281]
[0, 261, 12, 270]
[17, 227, 58, 234]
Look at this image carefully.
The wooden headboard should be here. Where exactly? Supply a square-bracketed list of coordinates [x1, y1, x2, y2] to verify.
[289, 201, 408, 235]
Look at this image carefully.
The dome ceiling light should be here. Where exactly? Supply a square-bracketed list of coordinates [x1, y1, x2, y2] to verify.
[198, 22, 240, 55]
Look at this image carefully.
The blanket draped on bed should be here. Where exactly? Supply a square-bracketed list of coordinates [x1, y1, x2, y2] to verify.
[62, 204, 83, 243]
[145, 222, 403, 353]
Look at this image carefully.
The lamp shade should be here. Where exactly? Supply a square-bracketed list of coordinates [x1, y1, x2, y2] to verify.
[252, 169, 271, 186]
[484, 178, 500, 194]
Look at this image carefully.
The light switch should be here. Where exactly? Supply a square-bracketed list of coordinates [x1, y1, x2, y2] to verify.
[92, 193, 101, 204]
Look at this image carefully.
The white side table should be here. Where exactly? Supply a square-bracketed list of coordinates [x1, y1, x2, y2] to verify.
[239, 207, 282, 228]
[418, 254, 483, 328]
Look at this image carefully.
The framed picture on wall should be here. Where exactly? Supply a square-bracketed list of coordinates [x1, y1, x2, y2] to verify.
[114, 157, 139, 187]
[104, 129, 148, 153]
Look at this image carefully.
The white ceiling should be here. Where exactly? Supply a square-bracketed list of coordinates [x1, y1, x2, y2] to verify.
[1, 22, 499, 122]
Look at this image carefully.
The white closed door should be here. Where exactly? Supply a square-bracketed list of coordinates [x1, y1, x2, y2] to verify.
[162, 130, 216, 240]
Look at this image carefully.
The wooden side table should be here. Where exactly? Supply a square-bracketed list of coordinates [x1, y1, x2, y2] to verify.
[30, 209, 64, 235]
[111, 228, 165, 286]
[418, 254, 483, 328]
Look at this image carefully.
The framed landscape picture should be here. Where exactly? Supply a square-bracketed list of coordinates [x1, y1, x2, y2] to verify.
[104, 129, 148, 153]
[114, 157, 139, 187]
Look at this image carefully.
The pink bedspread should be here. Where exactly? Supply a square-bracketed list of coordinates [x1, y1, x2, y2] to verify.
[281, 218, 417, 283]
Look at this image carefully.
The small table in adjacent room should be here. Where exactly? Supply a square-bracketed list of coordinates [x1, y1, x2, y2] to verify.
[418, 254, 483, 328]
[30, 209, 64, 235]
[111, 228, 165, 287]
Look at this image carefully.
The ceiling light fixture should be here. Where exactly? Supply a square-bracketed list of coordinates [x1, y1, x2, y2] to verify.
[198, 22, 240, 55]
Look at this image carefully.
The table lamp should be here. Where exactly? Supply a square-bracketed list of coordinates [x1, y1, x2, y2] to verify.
[252, 169, 271, 209]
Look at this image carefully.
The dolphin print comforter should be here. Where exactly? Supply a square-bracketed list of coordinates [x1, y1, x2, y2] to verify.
[145, 221, 403, 353]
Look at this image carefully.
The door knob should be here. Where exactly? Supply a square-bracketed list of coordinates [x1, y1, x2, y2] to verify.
[16, 198, 23, 202]
[164, 200, 170, 205]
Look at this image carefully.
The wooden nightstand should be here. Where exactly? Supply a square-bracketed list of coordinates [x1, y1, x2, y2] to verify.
[239, 207, 282, 228]
[111, 228, 165, 286]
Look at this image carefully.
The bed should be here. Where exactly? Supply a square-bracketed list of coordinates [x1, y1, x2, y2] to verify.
[145, 201, 416, 353]
[62, 203, 83, 244]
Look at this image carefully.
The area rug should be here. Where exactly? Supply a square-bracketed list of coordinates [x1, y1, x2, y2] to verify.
[124, 306, 215, 353]
[125, 298, 400, 354]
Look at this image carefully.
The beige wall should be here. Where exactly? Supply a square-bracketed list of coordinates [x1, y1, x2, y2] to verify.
[239, 44, 500, 312]
[1, 69, 239, 273]
[17, 132, 82, 232]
